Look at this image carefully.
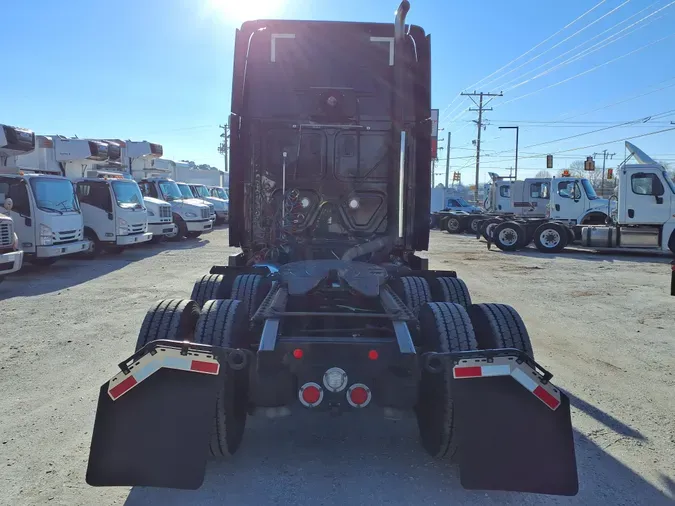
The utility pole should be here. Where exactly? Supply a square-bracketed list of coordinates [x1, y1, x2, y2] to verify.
[461, 91, 503, 202]
[444, 132, 451, 188]
[593, 150, 615, 196]
[218, 122, 229, 174]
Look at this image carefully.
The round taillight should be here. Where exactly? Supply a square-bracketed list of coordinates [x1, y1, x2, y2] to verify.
[299, 382, 323, 407]
[367, 349, 378, 360]
[347, 383, 371, 408]
[292, 348, 303, 359]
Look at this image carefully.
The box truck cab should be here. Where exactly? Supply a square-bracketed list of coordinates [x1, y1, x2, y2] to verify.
[106, 140, 176, 241]
[136, 177, 213, 240]
[549, 176, 615, 225]
[208, 185, 229, 223]
[0, 206, 22, 283]
[176, 182, 216, 222]
[1, 126, 90, 265]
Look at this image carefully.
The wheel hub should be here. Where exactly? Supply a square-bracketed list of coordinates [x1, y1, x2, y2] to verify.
[447, 219, 459, 231]
[499, 228, 518, 246]
[541, 230, 561, 248]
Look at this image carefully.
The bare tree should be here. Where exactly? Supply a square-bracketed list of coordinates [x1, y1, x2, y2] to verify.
[535, 170, 552, 178]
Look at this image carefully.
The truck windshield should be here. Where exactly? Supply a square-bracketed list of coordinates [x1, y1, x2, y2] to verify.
[112, 181, 144, 208]
[29, 177, 80, 214]
[455, 197, 470, 207]
[581, 179, 599, 200]
[663, 171, 675, 193]
[158, 181, 182, 201]
[194, 185, 210, 198]
[213, 187, 227, 200]
[177, 184, 194, 199]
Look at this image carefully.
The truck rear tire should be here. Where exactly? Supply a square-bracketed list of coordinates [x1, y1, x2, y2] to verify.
[190, 274, 225, 308]
[415, 302, 478, 459]
[467, 303, 534, 359]
[391, 276, 432, 315]
[480, 218, 501, 241]
[135, 299, 201, 351]
[533, 222, 568, 253]
[194, 299, 250, 457]
[492, 222, 526, 252]
[467, 216, 482, 234]
[445, 216, 465, 234]
[429, 277, 472, 308]
[230, 274, 270, 320]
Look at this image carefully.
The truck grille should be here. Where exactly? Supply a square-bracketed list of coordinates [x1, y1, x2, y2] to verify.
[54, 229, 80, 245]
[201, 208, 210, 220]
[159, 205, 172, 219]
[0, 222, 12, 248]
[130, 223, 146, 234]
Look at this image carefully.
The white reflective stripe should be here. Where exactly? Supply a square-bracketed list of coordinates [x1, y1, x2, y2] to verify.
[133, 361, 161, 383]
[163, 356, 192, 372]
[480, 364, 511, 377]
[511, 367, 538, 393]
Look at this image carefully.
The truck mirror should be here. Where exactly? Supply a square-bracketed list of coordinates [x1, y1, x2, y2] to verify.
[3, 198, 13, 211]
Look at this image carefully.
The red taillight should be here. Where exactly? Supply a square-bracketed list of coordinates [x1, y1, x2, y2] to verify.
[299, 382, 323, 407]
[347, 383, 371, 408]
[367, 349, 378, 360]
[292, 348, 303, 359]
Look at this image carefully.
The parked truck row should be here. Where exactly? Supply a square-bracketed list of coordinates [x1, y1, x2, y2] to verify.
[0, 123, 230, 283]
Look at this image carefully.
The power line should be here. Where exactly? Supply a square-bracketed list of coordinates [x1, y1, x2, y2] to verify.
[496, 31, 675, 109]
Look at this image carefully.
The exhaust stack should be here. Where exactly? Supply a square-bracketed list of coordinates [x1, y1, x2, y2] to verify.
[393, 1, 410, 240]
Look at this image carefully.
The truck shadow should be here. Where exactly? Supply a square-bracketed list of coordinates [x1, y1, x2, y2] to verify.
[566, 391, 645, 441]
[124, 409, 673, 506]
[0, 239, 209, 300]
[491, 245, 673, 264]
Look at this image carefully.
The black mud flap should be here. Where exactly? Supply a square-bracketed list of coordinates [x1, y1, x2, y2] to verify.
[86, 342, 229, 490]
[452, 375, 578, 496]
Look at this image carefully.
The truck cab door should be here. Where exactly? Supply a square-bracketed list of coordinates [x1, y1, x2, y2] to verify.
[0, 177, 36, 253]
[551, 179, 583, 222]
[623, 171, 671, 225]
[523, 181, 549, 217]
[76, 181, 115, 241]
[496, 183, 511, 212]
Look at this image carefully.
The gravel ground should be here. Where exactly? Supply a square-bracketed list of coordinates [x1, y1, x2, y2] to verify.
[1, 229, 673, 506]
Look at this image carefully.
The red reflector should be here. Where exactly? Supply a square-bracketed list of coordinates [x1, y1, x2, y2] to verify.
[190, 360, 218, 374]
[534, 386, 560, 410]
[454, 366, 482, 378]
[292, 348, 304, 359]
[368, 349, 379, 360]
[109, 375, 137, 399]
[349, 386, 369, 405]
[302, 385, 321, 404]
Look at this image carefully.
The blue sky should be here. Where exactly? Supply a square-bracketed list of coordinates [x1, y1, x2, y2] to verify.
[2, 0, 674, 184]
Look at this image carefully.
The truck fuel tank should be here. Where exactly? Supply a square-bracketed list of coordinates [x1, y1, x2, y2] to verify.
[581, 226, 660, 248]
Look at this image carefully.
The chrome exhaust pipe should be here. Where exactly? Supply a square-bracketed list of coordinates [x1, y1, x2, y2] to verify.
[395, 1, 410, 41]
[393, 1, 410, 240]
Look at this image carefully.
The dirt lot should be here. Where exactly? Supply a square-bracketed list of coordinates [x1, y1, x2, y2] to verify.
[1, 229, 673, 506]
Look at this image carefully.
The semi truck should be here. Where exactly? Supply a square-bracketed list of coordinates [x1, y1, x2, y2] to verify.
[16, 136, 152, 257]
[135, 175, 213, 240]
[0, 125, 90, 265]
[486, 142, 674, 255]
[186, 182, 228, 224]
[85, 2, 578, 497]
[176, 181, 216, 222]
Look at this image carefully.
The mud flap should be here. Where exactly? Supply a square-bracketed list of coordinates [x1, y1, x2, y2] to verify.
[452, 375, 578, 496]
[86, 342, 228, 489]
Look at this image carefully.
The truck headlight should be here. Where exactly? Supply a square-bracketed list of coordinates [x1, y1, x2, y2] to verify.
[185, 212, 197, 218]
[39, 224, 53, 246]
[118, 217, 129, 236]
[147, 210, 155, 217]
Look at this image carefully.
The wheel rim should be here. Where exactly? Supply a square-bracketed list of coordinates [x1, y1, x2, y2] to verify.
[540, 229, 561, 248]
[84, 235, 96, 255]
[165, 227, 178, 239]
[486, 223, 497, 237]
[447, 219, 459, 231]
[498, 228, 518, 246]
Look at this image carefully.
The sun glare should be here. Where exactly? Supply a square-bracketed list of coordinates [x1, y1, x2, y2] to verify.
[205, 0, 286, 24]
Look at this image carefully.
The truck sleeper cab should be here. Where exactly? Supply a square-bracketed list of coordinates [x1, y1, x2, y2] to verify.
[0, 212, 22, 282]
[0, 173, 90, 263]
[74, 176, 152, 255]
[137, 178, 213, 240]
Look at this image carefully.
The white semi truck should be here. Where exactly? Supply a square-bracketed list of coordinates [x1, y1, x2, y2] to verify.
[176, 181, 216, 222]
[0, 201, 22, 283]
[16, 136, 152, 257]
[135, 176, 213, 240]
[186, 182, 227, 223]
[0, 126, 90, 265]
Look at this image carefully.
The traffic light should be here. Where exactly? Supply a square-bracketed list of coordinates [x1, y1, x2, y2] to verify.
[607, 168, 614, 180]
[561, 169, 570, 177]
[584, 156, 595, 171]
[546, 154, 553, 169]
[452, 171, 461, 182]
